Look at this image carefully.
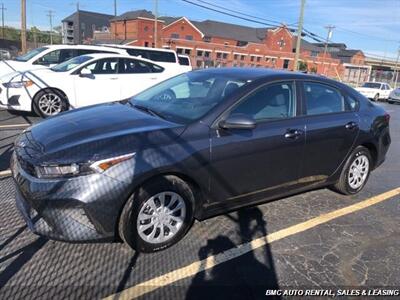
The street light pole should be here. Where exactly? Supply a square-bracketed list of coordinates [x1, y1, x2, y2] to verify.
[153, 0, 158, 48]
[293, 0, 305, 71]
[46, 10, 54, 45]
[21, 0, 27, 54]
[0, 3, 6, 39]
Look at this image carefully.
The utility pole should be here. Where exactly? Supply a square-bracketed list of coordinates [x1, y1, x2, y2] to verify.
[46, 10, 55, 44]
[21, 0, 27, 54]
[293, 0, 305, 71]
[322, 25, 335, 75]
[153, 0, 158, 48]
[393, 47, 400, 88]
[0, 3, 6, 39]
[114, 0, 117, 16]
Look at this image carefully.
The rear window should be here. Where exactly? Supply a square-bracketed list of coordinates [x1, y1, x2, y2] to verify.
[126, 49, 177, 63]
[362, 82, 381, 89]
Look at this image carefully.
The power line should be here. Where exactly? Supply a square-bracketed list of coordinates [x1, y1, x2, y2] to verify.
[335, 26, 398, 43]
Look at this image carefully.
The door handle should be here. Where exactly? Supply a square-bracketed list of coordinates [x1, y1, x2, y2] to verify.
[110, 77, 118, 80]
[284, 129, 303, 139]
[345, 122, 358, 130]
[150, 77, 158, 80]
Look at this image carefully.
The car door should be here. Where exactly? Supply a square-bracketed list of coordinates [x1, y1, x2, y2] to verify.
[73, 57, 121, 107]
[209, 81, 306, 203]
[300, 81, 360, 184]
[118, 58, 163, 99]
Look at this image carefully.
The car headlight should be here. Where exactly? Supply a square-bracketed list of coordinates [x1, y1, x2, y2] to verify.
[35, 153, 135, 179]
[3, 80, 33, 88]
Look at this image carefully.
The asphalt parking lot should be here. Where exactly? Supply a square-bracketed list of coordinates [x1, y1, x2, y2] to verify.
[0, 103, 399, 299]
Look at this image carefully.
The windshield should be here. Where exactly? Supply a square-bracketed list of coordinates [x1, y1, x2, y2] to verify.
[14, 47, 48, 62]
[362, 82, 381, 89]
[130, 72, 248, 124]
[51, 55, 93, 72]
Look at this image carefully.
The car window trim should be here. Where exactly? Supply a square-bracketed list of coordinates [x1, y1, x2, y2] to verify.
[300, 80, 360, 117]
[211, 79, 299, 128]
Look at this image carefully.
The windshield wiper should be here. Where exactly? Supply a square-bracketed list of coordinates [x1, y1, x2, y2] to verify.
[131, 104, 166, 120]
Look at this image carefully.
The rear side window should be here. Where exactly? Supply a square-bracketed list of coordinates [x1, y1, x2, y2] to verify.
[59, 49, 74, 63]
[231, 82, 296, 121]
[118, 58, 164, 74]
[85, 58, 118, 74]
[126, 49, 176, 63]
[178, 56, 190, 66]
[35, 50, 60, 65]
[304, 82, 345, 115]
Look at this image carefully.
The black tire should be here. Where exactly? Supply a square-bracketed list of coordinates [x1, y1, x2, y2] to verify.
[118, 175, 195, 253]
[373, 93, 379, 102]
[388, 100, 394, 104]
[32, 89, 68, 118]
[333, 146, 372, 195]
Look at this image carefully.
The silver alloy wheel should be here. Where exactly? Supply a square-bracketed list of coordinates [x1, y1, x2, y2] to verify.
[137, 191, 186, 244]
[38, 92, 62, 116]
[348, 154, 369, 189]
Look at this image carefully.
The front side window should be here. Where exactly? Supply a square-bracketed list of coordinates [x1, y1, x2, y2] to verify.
[131, 72, 248, 124]
[230, 82, 296, 121]
[304, 82, 345, 115]
[84, 58, 118, 74]
[34, 50, 61, 65]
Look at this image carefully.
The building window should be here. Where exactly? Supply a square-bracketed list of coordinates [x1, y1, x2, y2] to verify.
[241, 55, 245, 61]
[222, 53, 228, 59]
[237, 41, 247, 47]
[197, 50, 203, 57]
[234, 54, 239, 60]
[204, 36, 211, 43]
[144, 41, 149, 47]
[283, 59, 290, 69]
[171, 33, 179, 39]
[266, 57, 270, 62]
[256, 56, 261, 62]
[177, 48, 183, 54]
[204, 51, 210, 58]
[250, 56, 255, 62]
[184, 49, 191, 55]
[186, 35, 193, 40]
[216, 52, 222, 59]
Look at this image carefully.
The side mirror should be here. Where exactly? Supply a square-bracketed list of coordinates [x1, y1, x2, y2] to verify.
[219, 114, 256, 130]
[79, 68, 92, 77]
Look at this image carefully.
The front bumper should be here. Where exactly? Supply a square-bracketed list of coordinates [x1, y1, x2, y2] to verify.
[388, 96, 400, 103]
[11, 152, 132, 242]
[0, 84, 35, 112]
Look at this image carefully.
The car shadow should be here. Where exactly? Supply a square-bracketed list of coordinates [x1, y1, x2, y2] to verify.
[185, 207, 280, 300]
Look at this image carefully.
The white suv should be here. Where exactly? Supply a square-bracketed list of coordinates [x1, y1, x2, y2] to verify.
[0, 44, 127, 77]
[104, 45, 192, 72]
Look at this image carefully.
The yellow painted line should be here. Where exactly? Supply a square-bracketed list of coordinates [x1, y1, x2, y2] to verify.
[0, 169, 11, 177]
[105, 187, 400, 300]
[0, 123, 30, 129]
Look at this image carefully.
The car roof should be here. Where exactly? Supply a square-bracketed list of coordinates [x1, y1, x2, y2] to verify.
[191, 67, 325, 81]
[102, 44, 177, 54]
[42, 44, 127, 52]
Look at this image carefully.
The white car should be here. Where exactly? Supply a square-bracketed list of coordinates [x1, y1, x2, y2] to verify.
[388, 87, 400, 104]
[0, 44, 127, 78]
[103, 44, 192, 72]
[0, 53, 185, 117]
[355, 82, 392, 101]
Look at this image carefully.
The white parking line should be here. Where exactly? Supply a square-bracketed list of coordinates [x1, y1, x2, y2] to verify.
[0, 169, 11, 177]
[0, 123, 30, 129]
[104, 187, 400, 300]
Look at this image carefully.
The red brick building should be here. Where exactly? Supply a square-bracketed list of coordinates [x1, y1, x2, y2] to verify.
[91, 9, 367, 80]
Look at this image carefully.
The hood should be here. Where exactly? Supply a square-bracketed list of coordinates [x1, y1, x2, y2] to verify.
[19, 102, 185, 164]
[0, 60, 29, 77]
[0, 68, 52, 84]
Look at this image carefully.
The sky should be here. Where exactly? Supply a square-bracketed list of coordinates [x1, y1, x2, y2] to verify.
[2, 0, 400, 59]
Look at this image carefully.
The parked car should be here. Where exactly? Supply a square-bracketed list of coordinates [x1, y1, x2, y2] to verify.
[0, 49, 11, 60]
[355, 82, 392, 101]
[0, 44, 128, 78]
[177, 54, 192, 72]
[104, 44, 192, 72]
[11, 68, 391, 252]
[0, 53, 184, 117]
[388, 87, 400, 104]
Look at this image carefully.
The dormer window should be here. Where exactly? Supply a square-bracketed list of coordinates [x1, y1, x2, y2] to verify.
[236, 41, 248, 47]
